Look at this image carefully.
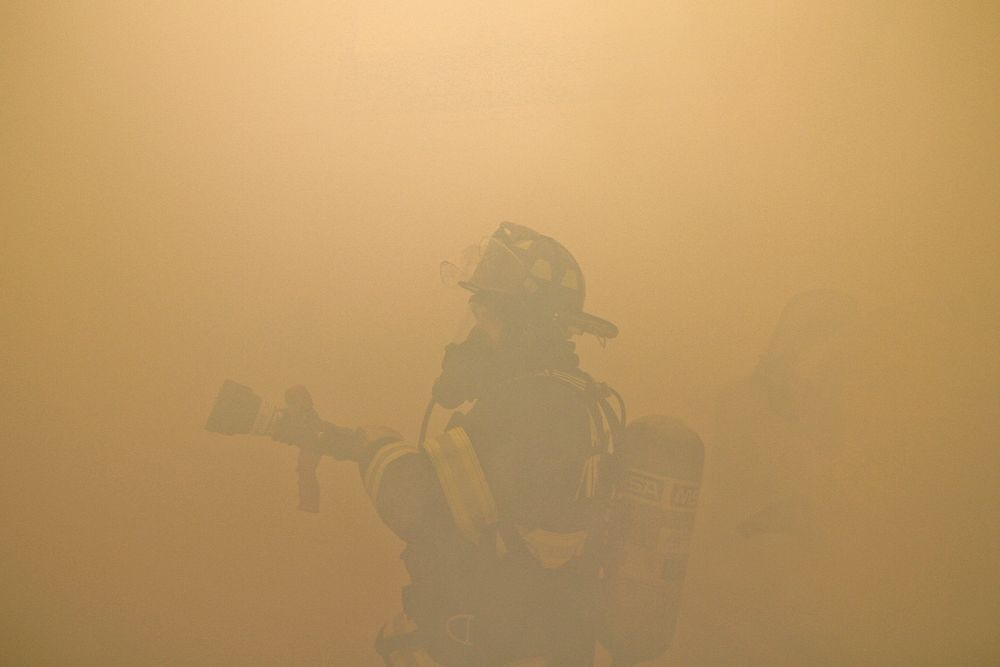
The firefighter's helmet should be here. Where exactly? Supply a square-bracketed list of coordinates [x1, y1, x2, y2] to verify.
[455, 222, 618, 339]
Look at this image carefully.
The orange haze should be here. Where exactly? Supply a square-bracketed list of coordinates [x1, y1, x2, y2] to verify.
[2, 2, 998, 665]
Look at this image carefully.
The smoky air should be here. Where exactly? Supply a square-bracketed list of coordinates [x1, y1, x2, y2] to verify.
[2, 3, 997, 665]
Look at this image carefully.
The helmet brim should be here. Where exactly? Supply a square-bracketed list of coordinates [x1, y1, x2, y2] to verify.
[461, 280, 619, 339]
[569, 311, 619, 340]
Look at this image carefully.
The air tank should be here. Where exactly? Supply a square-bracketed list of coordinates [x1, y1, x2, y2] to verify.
[599, 415, 705, 666]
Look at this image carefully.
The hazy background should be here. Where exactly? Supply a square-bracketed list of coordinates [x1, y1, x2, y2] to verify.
[2, 2, 997, 664]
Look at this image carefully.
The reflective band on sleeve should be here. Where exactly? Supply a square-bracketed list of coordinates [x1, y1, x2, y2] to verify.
[364, 441, 419, 502]
[423, 427, 498, 544]
[515, 525, 589, 569]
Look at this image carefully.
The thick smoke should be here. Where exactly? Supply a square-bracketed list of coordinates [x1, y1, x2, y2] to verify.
[2, 2, 997, 664]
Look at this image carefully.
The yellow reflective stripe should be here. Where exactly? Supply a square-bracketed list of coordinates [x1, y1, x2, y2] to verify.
[530, 258, 553, 280]
[423, 427, 497, 543]
[515, 525, 589, 569]
[364, 441, 419, 502]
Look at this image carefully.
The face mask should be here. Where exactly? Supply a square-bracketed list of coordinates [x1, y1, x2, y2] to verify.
[432, 327, 512, 408]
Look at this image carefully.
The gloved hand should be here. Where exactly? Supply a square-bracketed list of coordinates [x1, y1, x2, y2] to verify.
[432, 327, 505, 408]
[271, 385, 324, 447]
[273, 386, 403, 462]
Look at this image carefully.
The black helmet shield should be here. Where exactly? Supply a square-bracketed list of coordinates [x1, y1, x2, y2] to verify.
[458, 222, 618, 340]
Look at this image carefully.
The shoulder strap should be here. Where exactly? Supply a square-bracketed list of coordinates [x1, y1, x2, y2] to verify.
[536, 369, 626, 500]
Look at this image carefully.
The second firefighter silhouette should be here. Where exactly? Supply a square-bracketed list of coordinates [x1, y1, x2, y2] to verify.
[332, 223, 624, 666]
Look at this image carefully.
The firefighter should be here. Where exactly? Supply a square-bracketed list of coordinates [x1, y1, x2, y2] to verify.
[316, 222, 622, 666]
